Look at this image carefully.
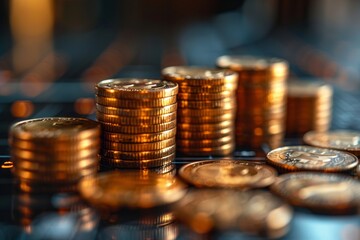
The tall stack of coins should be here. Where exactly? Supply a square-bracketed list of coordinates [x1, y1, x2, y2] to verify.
[162, 66, 238, 157]
[217, 56, 288, 150]
[286, 80, 333, 137]
[95, 79, 178, 168]
[9, 118, 100, 192]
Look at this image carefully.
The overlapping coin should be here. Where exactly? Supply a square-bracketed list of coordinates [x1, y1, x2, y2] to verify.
[162, 66, 237, 157]
[95, 79, 178, 169]
[217, 55, 288, 150]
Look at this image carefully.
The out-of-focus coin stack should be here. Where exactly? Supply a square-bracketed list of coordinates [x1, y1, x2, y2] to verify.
[286, 80, 333, 137]
[217, 56, 288, 150]
[95, 79, 178, 169]
[9, 118, 100, 193]
[162, 66, 238, 157]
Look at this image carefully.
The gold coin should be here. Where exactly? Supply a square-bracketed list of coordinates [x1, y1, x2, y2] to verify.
[9, 118, 100, 142]
[100, 120, 176, 134]
[235, 124, 285, 135]
[102, 138, 176, 151]
[177, 113, 235, 124]
[96, 103, 177, 116]
[179, 160, 277, 188]
[178, 98, 236, 109]
[95, 95, 177, 108]
[177, 136, 233, 148]
[177, 142, 234, 156]
[95, 79, 178, 99]
[101, 144, 176, 160]
[179, 83, 236, 93]
[177, 91, 235, 101]
[176, 128, 233, 139]
[177, 120, 233, 132]
[177, 108, 236, 117]
[96, 112, 176, 125]
[102, 128, 176, 143]
[270, 172, 360, 214]
[100, 153, 175, 168]
[266, 146, 359, 173]
[78, 171, 187, 209]
[162, 66, 238, 86]
[287, 80, 333, 98]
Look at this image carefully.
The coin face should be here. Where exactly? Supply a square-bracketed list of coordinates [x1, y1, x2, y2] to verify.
[179, 160, 277, 189]
[270, 172, 360, 214]
[266, 146, 358, 172]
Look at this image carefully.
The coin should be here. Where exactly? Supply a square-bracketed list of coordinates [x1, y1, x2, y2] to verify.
[176, 143, 234, 157]
[102, 138, 175, 151]
[176, 128, 233, 139]
[100, 153, 175, 168]
[179, 160, 277, 189]
[100, 120, 176, 134]
[96, 111, 176, 125]
[95, 79, 178, 99]
[176, 136, 233, 148]
[96, 103, 177, 116]
[177, 113, 234, 124]
[177, 121, 233, 132]
[177, 91, 235, 101]
[174, 189, 292, 238]
[270, 172, 360, 214]
[95, 95, 177, 108]
[78, 171, 187, 209]
[178, 84, 236, 93]
[13, 157, 98, 171]
[102, 128, 176, 143]
[303, 130, 360, 157]
[266, 146, 359, 172]
[177, 107, 235, 117]
[177, 98, 236, 109]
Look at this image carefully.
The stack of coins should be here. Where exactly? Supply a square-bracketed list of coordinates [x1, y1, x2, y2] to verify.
[286, 80, 333, 137]
[95, 79, 178, 169]
[217, 55, 288, 150]
[162, 66, 238, 157]
[9, 118, 100, 192]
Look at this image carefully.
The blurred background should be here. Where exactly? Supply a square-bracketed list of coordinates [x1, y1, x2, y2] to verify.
[1, 0, 360, 139]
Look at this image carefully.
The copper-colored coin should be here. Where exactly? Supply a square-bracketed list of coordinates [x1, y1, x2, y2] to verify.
[287, 80, 333, 98]
[177, 136, 233, 148]
[266, 146, 359, 173]
[177, 128, 233, 139]
[9, 118, 100, 142]
[100, 120, 176, 134]
[179, 83, 236, 93]
[100, 153, 175, 168]
[78, 171, 187, 209]
[177, 107, 235, 117]
[178, 113, 235, 124]
[95, 79, 178, 99]
[178, 98, 236, 109]
[177, 120, 233, 132]
[179, 160, 277, 189]
[96, 103, 177, 116]
[95, 95, 177, 108]
[101, 144, 176, 160]
[177, 142, 234, 157]
[102, 128, 176, 143]
[102, 138, 175, 151]
[177, 91, 235, 101]
[96, 111, 176, 125]
[235, 124, 285, 135]
[270, 172, 360, 214]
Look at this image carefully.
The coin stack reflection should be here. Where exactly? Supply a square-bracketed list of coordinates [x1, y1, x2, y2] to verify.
[162, 67, 238, 157]
[286, 80, 332, 137]
[95, 79, 178, 169]
[9, 118, 100, 192]
[217, 56, 288, 150]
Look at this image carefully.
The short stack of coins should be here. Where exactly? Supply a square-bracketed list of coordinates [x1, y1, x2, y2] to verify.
[162, 66, 238, 157]
[9, 117, 100, 192]
[286, 80, 333, 137]
[95, 78, 178, 169]
[217, 56, 288, 150]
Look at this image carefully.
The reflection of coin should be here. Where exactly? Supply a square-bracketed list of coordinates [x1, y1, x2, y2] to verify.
[174, 189, 292, 238]
[179, 160, 277, 189]
[266, 146, 358, 172]
[303, 130, 360, 156]
[270, 172, 360, 214]
[79, 171, 187, 210]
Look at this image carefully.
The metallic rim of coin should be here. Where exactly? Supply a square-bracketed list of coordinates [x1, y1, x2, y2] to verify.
[9, 117, 100, 142]
[101, 144, 176, 160]
[287, 80, 333, 97]
[100, 120, 177, 134]
[216, 55, 288, 77]
[96, 111, 177, 125]
[177, 91, 235, 100]
[95, 95, 177, 108]
[102, 128, 177, 143]
[177, 120, 233, 132]
[303, 130, 360, 153]
[179, 160, 277, 189]
[177, 98, 236, 109]
[178, 83, 237, 93]
[162, 66, 238, 86]
[96, 103, 177, 116]
[100, 153, 175, 168]
[177, 107, 236, 117]
[270, 172, 360, 214]
[266, 145, 359, 172]
[102, 138, 175, 151]
[177, 128, 233, 139]
[177, 113, 235, 124]
[78, 171, 187, 209]
[176, 142, 235, 156]
[174, 189, 293, 237]
[95, 79, 178, 99]
[176, 136, 234, 148]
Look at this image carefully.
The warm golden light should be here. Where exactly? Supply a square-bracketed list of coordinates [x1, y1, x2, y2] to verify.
[11, 100, 34, 118]
[74, 98, 95, 115]
[1, 161, 14, 169]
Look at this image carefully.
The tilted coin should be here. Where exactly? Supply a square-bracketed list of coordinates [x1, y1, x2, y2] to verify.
[266, 146, 359, 172]
[100, 120, 176, 134]
[102, 138, 175, 151]
[101, 145, 176, 160]
[9, 118, 100, 142]
[78, 171, 187, 209]
[96, 111, 176, 125]
[102, 128, 176, 143]
[95, 95, 177, 108]
[174, 189, 292, 238]
[303, 130, 360, 156]
[179, 160, 277, 189]
[95, 79, 178, 99]
[100, 153, 175, 168]
[270, 172, 360, 214]
[96, 103, 177, 116]
[176, 136, 233, 148]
